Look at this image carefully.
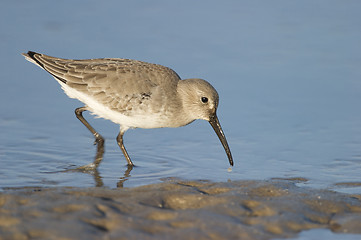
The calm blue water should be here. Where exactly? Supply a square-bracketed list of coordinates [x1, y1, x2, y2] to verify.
[0, 0, 361, 198]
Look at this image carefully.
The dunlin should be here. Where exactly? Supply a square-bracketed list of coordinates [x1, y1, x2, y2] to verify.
[22, 51, 233, 167]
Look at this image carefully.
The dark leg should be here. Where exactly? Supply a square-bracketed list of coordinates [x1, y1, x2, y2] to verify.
[75, 107, 104, 168]
[116, 131, 134, 166]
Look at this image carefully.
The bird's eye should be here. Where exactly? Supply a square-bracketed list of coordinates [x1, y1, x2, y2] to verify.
[201, 97, 208, 103]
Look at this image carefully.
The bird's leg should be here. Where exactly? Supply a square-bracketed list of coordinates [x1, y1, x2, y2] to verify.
[116, 131, 134, 166]
[75, 107, 104, 168]
[75, 107, 104, 144]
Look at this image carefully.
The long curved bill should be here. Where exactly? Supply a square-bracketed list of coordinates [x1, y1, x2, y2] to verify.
[209, 114, 234, 166]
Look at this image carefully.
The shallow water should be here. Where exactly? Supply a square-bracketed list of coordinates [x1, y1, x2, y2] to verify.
[285, 229, 361, 240]
[1, 0, 361, 195]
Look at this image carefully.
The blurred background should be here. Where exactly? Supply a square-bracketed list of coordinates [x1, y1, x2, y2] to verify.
[0, 1, 360, 192]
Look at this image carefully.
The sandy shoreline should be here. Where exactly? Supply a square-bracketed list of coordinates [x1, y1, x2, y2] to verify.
[1, 179, 361, 240]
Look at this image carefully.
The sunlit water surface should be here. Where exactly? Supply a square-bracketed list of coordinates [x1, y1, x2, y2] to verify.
[0, 1, 360, 198]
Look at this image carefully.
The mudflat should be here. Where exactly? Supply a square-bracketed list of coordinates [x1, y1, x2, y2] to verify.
[1, 179, 361, 240]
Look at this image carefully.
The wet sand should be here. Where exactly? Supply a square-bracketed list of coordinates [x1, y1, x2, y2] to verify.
[1, 179, 361, 240]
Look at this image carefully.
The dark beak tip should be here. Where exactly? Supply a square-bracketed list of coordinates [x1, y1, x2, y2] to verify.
[209, 115, 234, 167]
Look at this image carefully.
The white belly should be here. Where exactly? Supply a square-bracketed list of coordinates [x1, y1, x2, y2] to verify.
[58, 80, 173, 131]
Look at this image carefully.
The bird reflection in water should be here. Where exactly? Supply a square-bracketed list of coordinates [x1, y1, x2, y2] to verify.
[66, 140, 133, 188]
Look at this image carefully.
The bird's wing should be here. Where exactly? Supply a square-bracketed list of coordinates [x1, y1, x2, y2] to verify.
[23, 51, 181, 113]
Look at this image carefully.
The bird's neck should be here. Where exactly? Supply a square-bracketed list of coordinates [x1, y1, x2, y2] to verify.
[175, 80, 199, 126]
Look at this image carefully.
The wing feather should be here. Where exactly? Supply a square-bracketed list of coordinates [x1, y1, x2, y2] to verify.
[23, 51, 181, 114]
